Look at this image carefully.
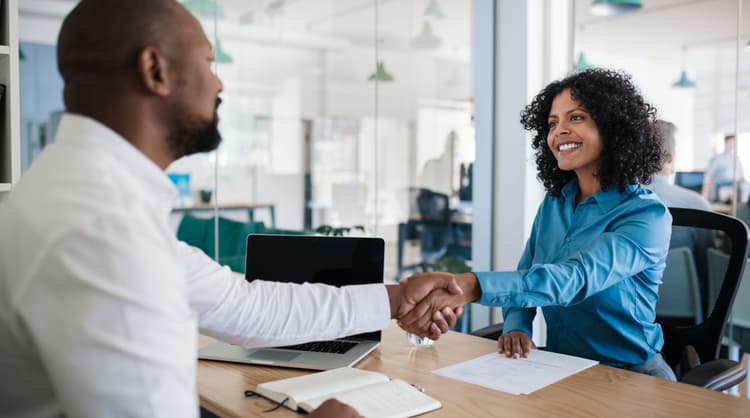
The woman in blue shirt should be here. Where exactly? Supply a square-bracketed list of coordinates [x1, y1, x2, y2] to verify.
[399, 69, 675, 380]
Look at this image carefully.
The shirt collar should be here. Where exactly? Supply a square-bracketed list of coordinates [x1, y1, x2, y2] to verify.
[560, 178, 639, 212]
[55, 113, 177, 202]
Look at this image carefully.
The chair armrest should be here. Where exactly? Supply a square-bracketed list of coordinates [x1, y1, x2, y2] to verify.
[680, 359, 746, 391]
[470, 323, 504, 340]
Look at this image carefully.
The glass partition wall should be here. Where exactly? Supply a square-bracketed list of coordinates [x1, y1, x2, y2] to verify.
[170, 0, 476, 282]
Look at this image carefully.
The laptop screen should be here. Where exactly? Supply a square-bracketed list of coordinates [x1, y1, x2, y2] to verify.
[245, 234, 384, 340]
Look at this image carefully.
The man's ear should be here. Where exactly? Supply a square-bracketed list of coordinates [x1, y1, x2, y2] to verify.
[136, 47, 170, 97]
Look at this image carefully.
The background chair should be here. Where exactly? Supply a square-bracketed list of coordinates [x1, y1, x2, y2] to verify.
[415, 188, 453, 267]
[656, 247, 703, 325]
[396, 188, 454, 276]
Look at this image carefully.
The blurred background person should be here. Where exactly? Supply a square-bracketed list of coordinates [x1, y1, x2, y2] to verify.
[645, 120, 713, 310]
[702, 134, 745, 202]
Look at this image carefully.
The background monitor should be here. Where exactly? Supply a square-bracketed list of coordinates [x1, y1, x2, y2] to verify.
[674, 171, 704, 194]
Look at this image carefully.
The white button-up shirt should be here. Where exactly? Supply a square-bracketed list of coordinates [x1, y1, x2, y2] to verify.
[0, 114, 390, 418]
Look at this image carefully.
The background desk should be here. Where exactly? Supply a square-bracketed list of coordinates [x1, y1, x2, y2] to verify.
[173, 202, 276, 228]
[197, 324, 750, 417]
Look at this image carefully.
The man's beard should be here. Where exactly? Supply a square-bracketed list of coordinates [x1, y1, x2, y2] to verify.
[168, 99, 223, 159]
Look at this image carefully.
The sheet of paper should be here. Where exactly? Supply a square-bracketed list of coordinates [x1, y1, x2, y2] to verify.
[433, 350, 598, 395]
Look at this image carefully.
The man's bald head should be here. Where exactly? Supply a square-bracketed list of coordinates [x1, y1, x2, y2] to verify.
[56, 0, 223, 166]
[58, 0, 192, 92]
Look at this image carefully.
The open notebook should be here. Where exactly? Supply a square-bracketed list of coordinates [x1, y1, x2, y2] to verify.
[255, 367, 441, 418]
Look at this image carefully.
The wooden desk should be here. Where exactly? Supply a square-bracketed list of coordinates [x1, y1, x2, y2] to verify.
[172, 202, 275, 228]
[197, 324, 750, 417]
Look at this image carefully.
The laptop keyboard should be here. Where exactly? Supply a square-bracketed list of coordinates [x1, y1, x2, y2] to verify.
[280, 340, 357, 354]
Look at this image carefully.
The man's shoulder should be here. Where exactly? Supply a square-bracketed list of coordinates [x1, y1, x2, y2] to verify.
[652, 183, 711, 211]
[3, 146, 127, 240]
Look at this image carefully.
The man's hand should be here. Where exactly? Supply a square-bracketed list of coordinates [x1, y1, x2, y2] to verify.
[498, 330, 535, 359]
[385, 272, 464, 340]
[398, 287, 466, 338]
[395, 272, 481, 338]
[398, 272, 463, 318]
[307, 399, 362, 418]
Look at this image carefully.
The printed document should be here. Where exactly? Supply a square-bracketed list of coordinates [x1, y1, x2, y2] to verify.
[433, 350, 598, 395]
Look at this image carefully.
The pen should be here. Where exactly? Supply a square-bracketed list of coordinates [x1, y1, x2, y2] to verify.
[410, 383, 425, 393]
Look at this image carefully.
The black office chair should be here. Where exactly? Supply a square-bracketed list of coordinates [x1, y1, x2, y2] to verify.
[397, 188, 454, 275]
[470, 208, 749, 391]
[658, 207, 748, 391]
[416, 189, 452, 264]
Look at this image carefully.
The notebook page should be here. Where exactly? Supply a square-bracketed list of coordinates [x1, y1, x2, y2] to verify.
[300, 379, 441, 418]
[257, 368, 388, 408]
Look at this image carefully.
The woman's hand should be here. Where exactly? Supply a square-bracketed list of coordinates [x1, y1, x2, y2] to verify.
[498, 330, 535, 359]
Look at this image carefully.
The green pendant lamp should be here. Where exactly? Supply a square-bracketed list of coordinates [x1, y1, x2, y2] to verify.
[574, 52, 593, 71]
[672, 69, 696, 88]
[182, 0, 224, 18]
[591, 0, 642, 16]
[368, 61, 395, 82]
[19, 46, 26, 61]
[214, 38, 233, 64]
[424, 0, 444, 19]
[411, 21, 443, 49]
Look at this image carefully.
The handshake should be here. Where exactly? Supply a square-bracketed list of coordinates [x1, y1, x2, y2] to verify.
[387, 272, 480, 341]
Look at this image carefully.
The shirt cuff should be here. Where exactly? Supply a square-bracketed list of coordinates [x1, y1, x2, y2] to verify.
[475, 271, 525, 306]
[343, 284, 391, 331]
[501, 309, 534, 337]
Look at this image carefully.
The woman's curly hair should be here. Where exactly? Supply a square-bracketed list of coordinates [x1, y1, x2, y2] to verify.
[520, 68, 663, 196]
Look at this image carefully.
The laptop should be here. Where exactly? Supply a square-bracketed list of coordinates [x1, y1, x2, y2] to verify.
[198, 234, 385, 370]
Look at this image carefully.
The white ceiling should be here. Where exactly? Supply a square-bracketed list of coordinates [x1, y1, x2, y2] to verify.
[575, 0, 749, 53]
[21, 0, 748, 52]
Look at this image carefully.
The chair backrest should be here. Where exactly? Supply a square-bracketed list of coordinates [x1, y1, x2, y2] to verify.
[707, 248, 750, 329]
[731, 266, 750, 329]
[416, 188, 450, 222]
[659, 208, 749, 371]
[706, 247, 729, 314]
[414, 189, 452, 261]
[656, 247, 703, 324]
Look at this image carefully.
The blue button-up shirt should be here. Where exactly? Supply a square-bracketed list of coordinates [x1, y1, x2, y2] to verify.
[475, 180, 671, 367]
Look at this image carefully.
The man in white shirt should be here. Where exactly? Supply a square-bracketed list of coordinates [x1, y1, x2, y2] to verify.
[0, 1, 461, 417]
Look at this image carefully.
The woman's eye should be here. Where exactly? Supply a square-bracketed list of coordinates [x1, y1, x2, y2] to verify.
[548, 121, 557, 129]
[570, 114, 584, 121]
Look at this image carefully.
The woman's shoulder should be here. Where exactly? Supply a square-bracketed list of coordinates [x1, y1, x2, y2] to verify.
[616, 185, 671, 222]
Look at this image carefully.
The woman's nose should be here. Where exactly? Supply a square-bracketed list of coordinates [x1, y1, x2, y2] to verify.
[556, 121, 570, 135]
